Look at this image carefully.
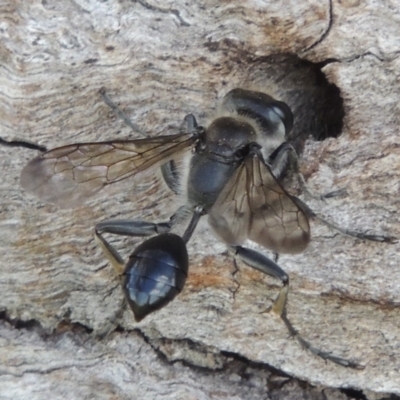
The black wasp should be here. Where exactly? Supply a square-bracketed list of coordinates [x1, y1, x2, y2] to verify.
[6, 88, 395, 368]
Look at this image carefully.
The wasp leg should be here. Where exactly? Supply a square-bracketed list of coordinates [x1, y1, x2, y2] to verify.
[95, 205, 189, 238]
[160, 161, 180, 194]
[229, 245, 289, 290]
[94, 205, 197, 275]
[183, 113, 198, 133]
[95, 218, 174, 274]
[99, 88, 147, 137]
[95, 228, 126, 275]
[96, 219, 171, 239]
[160, 114, 199, 194]
[294, 197, 397, 244]
[229, 245, 362, 368]
[92, 251, 127, 337]
[270, 142, 317, 199]
[267, 142, 293, 181]
[95, 205, 202, 250]
[181, 205, 204, 243]
[320, 188, 348, 199]
[94, 228, 128, 337]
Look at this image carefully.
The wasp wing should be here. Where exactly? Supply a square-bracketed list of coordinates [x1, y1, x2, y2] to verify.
[208, 161, 251, 246]
[245, 154, 310, 254]
[208, 152, 310, 254]
[20, 133, 196, 208]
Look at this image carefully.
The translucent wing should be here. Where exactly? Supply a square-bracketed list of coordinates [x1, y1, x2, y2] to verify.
[20, 133, 196, 208]
[208, 162, 250, 246]
[246, 154, 310, 254]
[208, 152, 310, 254]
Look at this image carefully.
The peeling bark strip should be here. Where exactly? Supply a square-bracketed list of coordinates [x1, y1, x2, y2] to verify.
[1, 0, 400, 398]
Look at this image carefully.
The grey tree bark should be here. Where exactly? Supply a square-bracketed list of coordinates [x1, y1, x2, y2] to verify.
[0, 1, 399, 399]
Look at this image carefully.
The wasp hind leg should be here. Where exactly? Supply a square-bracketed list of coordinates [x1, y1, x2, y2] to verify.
[94, 214, 178, 276]
[229, 245, 363, 369]
[95, 204, 190, 246]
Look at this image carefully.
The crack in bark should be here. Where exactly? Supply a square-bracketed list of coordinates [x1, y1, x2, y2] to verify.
[0, 310, 93, 336]
[134, 0, 190, 27]
[335, 51, 400, 64]
[302, 0, 333, 53]
[230, 258, 241, 300]
[320, 289, 400, 310]
[135, 329, 227, 371]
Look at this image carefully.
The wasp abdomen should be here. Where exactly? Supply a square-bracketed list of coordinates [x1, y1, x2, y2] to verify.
[122, 233, 189, 322]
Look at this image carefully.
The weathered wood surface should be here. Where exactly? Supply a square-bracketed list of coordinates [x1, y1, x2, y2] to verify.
[1, 1, 399, 398]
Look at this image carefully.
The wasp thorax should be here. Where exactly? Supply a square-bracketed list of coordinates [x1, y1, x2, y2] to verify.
[205, 117, 256, 158]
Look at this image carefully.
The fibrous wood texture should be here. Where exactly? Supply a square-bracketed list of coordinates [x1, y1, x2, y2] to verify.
[1, 1, 399, 399]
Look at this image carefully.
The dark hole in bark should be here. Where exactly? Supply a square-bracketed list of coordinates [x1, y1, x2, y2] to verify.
[340, 388, 368, 400]
[245, 53, 344, 153]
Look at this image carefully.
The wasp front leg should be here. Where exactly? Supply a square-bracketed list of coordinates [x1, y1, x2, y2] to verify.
[268, 142, 322, 200]
[269, 142, 345, 200]
[229, 245, 362, 369]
